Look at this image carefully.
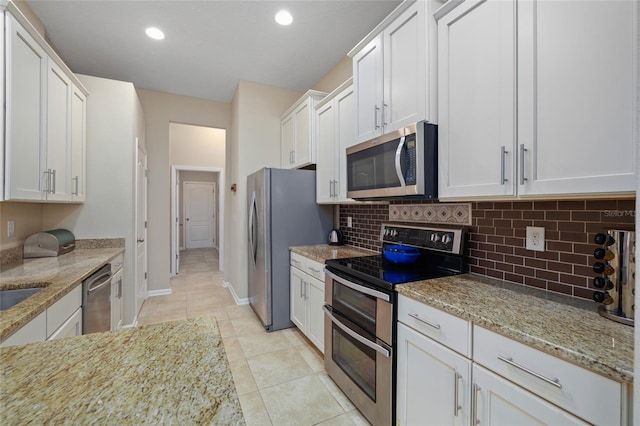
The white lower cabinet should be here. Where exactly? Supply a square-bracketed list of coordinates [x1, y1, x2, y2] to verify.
[396, 322, 471, 426]
[1, 285, 82, 347]
[472, 364, 586, 425]
[397, 295, 631, 425]
[289, 252, 325, 353]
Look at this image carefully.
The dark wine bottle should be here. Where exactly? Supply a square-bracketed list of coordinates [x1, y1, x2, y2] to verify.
[593, 248, 615, 261]
[594, 233, 615, 246]
[593, 262, 615, 275]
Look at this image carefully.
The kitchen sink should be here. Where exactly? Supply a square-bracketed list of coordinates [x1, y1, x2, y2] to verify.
[0, 286, 47, 312]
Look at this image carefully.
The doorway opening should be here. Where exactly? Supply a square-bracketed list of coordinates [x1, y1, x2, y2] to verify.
[169, 122, 225, 277]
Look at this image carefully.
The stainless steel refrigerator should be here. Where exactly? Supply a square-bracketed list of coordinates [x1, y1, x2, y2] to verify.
[247, 167, 333, 331]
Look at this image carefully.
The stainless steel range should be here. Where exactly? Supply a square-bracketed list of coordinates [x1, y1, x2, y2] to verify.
[323, 224, 467, 426]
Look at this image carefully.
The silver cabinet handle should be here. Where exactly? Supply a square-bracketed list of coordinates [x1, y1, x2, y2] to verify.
[291, 258, 301, 267]
[333, 180, 338, 197]
[137, 239, 145, 243]
[497, 356, 562, 388]
[43, 170, 50, 193]
[500, 146, 508, 184]
[374, 105, 380, 129]
[454, 372, 462, 416]
[519, 144, 527, 185]
[473, 384, 481, 425]
[329, 179, 334, 197]
[308, 266, 321, 273]
[323, 305, 391, 357]
[299, 280, 304, 299]
[408, 312, 440, 329]
[51, 169, 56, 194]
[382, 103, 388, 126]
[72, 176, 79, 195]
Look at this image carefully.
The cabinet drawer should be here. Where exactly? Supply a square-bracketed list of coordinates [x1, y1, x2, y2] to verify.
[473, 326, 624, 426]
[290, 252, 305, 270]
[398, 295, 471, 357]
[46, 285, 82, 337]
[305, 258, 325, 281]
[1, 311, 46, 347]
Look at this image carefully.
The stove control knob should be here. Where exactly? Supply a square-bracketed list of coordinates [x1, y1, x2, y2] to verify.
[441, 234, 452, 244]
[430, 233, 440, 243]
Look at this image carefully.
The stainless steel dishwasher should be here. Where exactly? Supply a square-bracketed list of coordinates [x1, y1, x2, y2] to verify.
[82, 264, 112, 334]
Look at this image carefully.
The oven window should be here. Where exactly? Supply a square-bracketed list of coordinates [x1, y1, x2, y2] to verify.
[347, 140, 401, 191]
[332, 282, 376, 335]
[332, 322, 377, 401]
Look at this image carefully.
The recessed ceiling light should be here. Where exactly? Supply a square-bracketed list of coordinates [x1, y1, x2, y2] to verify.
[275, 10, 293, 26]
[145, 27, 165, 40]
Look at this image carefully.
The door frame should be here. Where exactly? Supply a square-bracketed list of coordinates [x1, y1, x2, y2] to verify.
[183, 180, 215, 249]
[170, 165, 224, 276]
[135, 141, 148, 320]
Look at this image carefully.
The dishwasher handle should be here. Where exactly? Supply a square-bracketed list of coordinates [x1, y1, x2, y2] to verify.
[87, 273, 111, 294]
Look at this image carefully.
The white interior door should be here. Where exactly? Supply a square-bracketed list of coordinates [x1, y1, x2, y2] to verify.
[184, 182, 214, 249]
[175, 173, 181, 273]
[136, 144, 148, 316]
[212, 182, 217, 248]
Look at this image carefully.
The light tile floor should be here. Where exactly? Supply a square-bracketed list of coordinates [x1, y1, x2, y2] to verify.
[137, 248, 370, 426]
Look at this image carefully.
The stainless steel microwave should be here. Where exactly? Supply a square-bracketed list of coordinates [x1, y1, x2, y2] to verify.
[346, 121, 437, 199]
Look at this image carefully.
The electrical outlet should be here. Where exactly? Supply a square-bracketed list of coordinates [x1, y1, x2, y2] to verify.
[7, 221, 14, 238]
[526, 226, 545, 252]
[347, 217, 353, 228]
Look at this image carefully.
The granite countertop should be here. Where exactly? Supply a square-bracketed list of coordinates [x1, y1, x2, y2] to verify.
[397, 274, 634, 384]
[0, 316, 245, 425]
[0, 248, 124, 342]
[290, 244, 376, 263]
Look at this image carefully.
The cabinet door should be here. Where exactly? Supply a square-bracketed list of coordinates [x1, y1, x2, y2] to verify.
[316, 100, 336, 203]
[353, 35, 384, 143]
[46, 60, 72, 201]
[517, 0, 637, 196]
[307, 276, 325, 354]
[290, 267, 306, 330]
[473, 364, 587, 425]
[396, 323, 471, 426]
[0, 311, 46, 348]
[437, 0, 516, 199]
[293, 100, 313, 168]
[70, 86, 87, 202]
[5, 14, 47, 200]
[383, 1, 427, 133]
[47, 307, 82, 340]
[335, 84, 356, 202]
[281, 114, 295, 167]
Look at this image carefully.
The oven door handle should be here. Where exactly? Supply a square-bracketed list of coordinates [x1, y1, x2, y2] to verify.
[325, 270, 390, 302]
[323, 305, 391, 358]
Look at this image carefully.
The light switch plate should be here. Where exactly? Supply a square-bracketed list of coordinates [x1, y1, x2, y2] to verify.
[526, 226, 545, 251]
[347, 217, 353, 228]
[7, 220, 14, 237]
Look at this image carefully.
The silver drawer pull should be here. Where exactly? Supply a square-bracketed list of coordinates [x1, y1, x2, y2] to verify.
[308, 267, 321, 273]
[408, 312, 440, 329]
[497, 355, 562, 389]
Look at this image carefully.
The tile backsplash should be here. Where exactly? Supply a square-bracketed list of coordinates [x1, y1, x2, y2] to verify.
[340, 198, 635, 301]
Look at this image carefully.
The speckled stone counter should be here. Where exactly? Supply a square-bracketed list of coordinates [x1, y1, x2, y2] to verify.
[0, 316, 245, 425]
[0, 248, 123, 342]
[290, 244, 376, 263]
[397, 274, 634, 383]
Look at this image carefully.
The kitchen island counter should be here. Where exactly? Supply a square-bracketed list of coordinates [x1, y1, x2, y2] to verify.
[0, 248, 124, 342]
[0, 316, 244, 425]
[397, 273, 634, 384]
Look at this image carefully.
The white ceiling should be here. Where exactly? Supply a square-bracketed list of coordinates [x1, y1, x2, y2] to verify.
[26, 0, 402, 103]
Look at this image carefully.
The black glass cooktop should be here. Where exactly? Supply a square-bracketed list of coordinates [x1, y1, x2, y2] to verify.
[325, 254, 464, 289]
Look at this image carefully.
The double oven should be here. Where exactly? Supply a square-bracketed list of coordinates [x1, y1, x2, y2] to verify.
[324, 224, 466, 426]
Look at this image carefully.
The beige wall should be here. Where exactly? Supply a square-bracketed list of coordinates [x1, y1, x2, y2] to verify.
[224, 81, 302, 300]
[0, 203, 43, 249]
[137, 89, 231, 292]
[312, 56, 352, 93]
[170, 123, 225, 168]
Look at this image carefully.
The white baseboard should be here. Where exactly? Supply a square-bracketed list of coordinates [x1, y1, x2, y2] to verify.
[223, 281, 249, 305]
[147, 289, 172, 297]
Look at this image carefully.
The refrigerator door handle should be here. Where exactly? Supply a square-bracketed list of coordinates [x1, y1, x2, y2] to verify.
[248, 191, 258, 265]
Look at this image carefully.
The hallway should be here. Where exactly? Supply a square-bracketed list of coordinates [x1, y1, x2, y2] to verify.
[137, 248, 369, 426]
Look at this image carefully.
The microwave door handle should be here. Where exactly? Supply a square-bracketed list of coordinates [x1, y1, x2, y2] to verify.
[395, 136, 406, 187]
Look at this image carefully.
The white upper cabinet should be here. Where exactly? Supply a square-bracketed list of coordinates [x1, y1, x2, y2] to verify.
[438, 0, 637, 200]
[437, 0, 516, 199]
[351, 0, 433, 144]
[5, 13, 47, 201]
[280, 90, 326, 169]
[517, 0, 637, 196]
[2, 4, 89, 202]
[316, 79, 359, 204]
